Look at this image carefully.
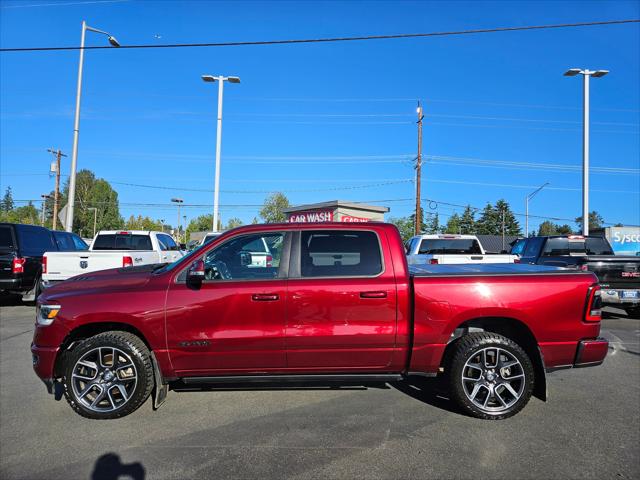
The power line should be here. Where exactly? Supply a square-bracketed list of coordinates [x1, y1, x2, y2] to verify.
[2, 19, 638, 52]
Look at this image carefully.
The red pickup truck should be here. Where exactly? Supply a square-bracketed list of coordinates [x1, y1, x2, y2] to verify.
[32, 223, 608, 420]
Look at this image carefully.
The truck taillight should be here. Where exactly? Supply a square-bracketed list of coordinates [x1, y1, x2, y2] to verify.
[266, 255, 273, 267]
[42, 256, 47, 274]
[429, 258, 439, 265]
[12, 257, 25, 274]
[579, 264, 589, 271]
[585, 285, 602, 322]
[514, 258, 521, 264]
[122, 256, 133, 268]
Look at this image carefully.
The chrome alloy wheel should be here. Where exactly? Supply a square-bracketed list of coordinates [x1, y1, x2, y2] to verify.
[71, 347, 138, 413]
[461, 347, 525, 414]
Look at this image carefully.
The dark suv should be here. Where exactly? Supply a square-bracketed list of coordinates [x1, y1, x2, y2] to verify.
[0, 223, 88, 303]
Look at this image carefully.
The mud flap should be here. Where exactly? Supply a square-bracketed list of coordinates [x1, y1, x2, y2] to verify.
[150, 351, 168, 410]
[533, 346, 548, 402]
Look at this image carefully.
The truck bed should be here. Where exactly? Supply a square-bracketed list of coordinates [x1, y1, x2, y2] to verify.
[409, 263, 574, 276]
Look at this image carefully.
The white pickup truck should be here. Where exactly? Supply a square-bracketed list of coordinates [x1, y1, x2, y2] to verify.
[42, 230, 185, 287]
[405, 234, 517, 265]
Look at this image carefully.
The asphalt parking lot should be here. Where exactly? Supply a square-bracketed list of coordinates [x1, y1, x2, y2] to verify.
[0, 297, 638, 480]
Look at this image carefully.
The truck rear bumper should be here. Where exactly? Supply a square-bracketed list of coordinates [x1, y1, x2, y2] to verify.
[601, 289, 640, 305]
[574, 338, 609, 367]
[0, 277, 24, 292]
[541, 338, 609, 371]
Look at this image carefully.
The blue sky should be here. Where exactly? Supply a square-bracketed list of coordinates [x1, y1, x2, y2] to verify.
[1, 0, 638, 232]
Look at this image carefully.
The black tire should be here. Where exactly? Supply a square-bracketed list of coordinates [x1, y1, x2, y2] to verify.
[447, 332, 534, 420]
[625, 307, 640, 319]
[63, 331, 154, 420]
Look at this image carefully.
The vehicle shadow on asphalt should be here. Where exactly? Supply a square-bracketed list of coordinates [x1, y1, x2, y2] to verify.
[91, 453, 145, 480]
[390, 376, 462, 415]
[0, 293, 24, 307]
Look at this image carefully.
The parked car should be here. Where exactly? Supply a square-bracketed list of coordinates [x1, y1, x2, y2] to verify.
[32, 223, 607, 420]
[42, 230, 184, 288]
[511, 235, 640, 317]
[406, 234, 517, 265]
[0, 223, 88, 302]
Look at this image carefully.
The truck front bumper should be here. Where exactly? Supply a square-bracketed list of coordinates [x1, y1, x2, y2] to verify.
[601, 289, 640, 306]
[31, 343, 60, 393]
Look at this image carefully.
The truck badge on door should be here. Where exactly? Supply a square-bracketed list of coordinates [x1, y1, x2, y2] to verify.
[80, 261, 88, 269]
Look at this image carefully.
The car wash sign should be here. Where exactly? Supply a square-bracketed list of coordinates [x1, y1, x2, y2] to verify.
[288, 210, 334, 223]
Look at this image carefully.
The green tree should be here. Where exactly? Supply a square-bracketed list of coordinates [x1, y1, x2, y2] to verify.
[424, 212, 440, 234]
[0, 202, 39, 225]
[557, 224, 573, 234]
[538, 220, 559, 236]
[495, 199, 521, 236]
[444, 213, 461, 234]
[476, 203, 500, 235]
[1, 187, 14, 212]
[58, 170, 123, 236]
[225, 217, 243, 229]
[459, 206, 476, 234]
[259, 192, 290, 223]
[575, 211, 604, 232]
[124, 215, 163, 231]
[388, 216, 414, 242]
[186, 214, 214, 239]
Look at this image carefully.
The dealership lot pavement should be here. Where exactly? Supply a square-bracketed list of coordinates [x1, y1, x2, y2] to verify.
[1, 298, 638, 480]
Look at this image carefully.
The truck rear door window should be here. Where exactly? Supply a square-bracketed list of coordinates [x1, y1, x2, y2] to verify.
[92, 234, 153, 251]
[418, 239, 482, 255]
[0, 226, 15, 250]
[17, 225, 55, 255]
[300, 230, 382, 277]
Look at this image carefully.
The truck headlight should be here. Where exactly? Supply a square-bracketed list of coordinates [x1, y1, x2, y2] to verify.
[37, 304, 61, 326]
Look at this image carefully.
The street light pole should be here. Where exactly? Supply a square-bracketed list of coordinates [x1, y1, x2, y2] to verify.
[564, 68, 609, 236]
[171, 198, 184, 242]
[40, 194, 50, 226]
[525, 182, 550, 237]
[65, 21, 120, 233]
[87, 207, 98, 238]
[202, 74, 240, 232]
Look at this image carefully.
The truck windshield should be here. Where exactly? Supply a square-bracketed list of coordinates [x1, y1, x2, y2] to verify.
[542, 237, 614, 256]
[92, 234, 153, 251]
[418, 239, 482, 255]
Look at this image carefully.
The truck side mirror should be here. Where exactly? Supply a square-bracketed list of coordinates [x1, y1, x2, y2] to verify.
[186, 259, 205, 289]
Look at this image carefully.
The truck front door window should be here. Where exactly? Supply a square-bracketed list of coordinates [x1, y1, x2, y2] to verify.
[203, 232, 284, 281]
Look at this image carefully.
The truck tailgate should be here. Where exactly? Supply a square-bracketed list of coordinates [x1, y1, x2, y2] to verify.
[584, 256, 640, 289]
[43, 251, 161, 282]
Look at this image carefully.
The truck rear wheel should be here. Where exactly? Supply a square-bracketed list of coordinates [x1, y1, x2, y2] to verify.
[62, 331, 154, 419]
[448, 332, 534, 420]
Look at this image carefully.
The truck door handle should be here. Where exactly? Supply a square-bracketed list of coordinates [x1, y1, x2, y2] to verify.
[360, 291, 387, 299]
[470, 256, 483, 260]
[252, 293, 279, 302]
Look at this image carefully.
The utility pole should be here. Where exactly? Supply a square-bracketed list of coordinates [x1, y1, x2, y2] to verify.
[47, 148, 67, 230]
[501, 208, 506, 252]
[415, 102, 424, 236]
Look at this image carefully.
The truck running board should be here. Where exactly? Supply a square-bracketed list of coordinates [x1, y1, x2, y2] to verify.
[181, 373, 404, 385]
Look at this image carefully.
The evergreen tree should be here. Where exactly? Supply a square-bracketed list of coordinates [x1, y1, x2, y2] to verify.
[1, 187, 14, 212]
[459, 206, 476, 234]
[444, 213, 461, 234]
[476, 203, 500, 235]
[495, 199, 521, 236]
[424, 212, 440, 234]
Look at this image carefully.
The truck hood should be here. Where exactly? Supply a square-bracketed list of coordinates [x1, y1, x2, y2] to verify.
[40, 263, 162, 299]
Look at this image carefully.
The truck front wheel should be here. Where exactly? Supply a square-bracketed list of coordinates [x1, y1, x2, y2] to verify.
[62, 331, 154, 419]
[448, 332, 534, 420]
